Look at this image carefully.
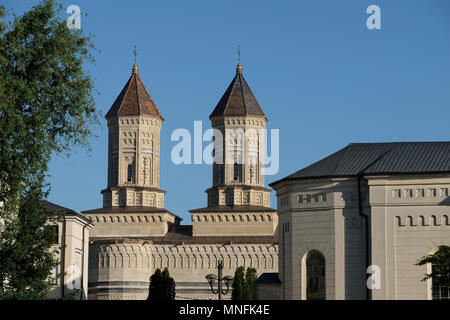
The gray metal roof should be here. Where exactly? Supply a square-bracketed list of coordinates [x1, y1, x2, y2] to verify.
[255, 272, 281, 285]
[270, 142, 450, 186]
[45, 201, 91, 223]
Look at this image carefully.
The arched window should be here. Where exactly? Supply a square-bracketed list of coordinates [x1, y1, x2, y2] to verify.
[127, 164, 133, 182]
[306, 250, 326, 300]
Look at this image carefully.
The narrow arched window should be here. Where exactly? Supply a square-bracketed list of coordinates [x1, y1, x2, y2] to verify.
[127, 164, 132, 182]
[234, 163, 239, 181]
[306, 250, 326, 300]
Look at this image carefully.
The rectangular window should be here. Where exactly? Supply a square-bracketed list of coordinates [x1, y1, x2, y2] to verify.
[233, 163, 242, 182]
[432, 264, 450, 300]
[127, 164, 133, 182]
[50, 225, 59, 244]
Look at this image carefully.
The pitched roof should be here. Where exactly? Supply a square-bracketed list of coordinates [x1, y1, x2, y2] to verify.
[210, 64, 266, 120]
[89, 223, 278, 245]
[270, 142, 450, 186]
[81, 206, 182, 222]
[189, 205, 276, 213]
[255, 273, 281, 285]
[45, 201, 91, 224]
[46, 201, 77, 213]
[105, 65, 163, 120]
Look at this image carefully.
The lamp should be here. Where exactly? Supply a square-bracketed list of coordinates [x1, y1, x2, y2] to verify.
[205, 260, 234, 300]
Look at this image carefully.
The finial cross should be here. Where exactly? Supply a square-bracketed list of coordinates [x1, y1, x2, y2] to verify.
[237, 45, 241, 64]
[133, 45, 137, 64]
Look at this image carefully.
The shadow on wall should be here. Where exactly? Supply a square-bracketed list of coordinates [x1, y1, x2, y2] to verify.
[439, 196, 450, 206]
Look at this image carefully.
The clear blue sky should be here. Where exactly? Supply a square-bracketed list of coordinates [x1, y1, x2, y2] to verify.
[5, 0, 450, 223]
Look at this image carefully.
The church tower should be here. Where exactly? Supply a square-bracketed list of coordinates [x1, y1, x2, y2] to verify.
[190, 62, 278, 237]
[82, 56, 279, 301]
[83, 61, 180, 239]
[102, 62, 165, 209]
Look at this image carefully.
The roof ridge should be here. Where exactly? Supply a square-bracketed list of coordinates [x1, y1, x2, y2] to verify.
[358, 144, 397, 175]
[134, 73, 140, 116]
[224, 73, 238, 116]
[239, 74, 247, 115]
[331, 144, 351, 174]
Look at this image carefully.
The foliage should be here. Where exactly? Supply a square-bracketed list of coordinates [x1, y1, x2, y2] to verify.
[62, 288, 81, 300]
[147, 268, 176, 300]
[232, 266, 258, 300]
[0, 0, 97, 299]
[231, 266, 245, 300]
[243, 267, 258, 300]
[416, 246, 450, 286]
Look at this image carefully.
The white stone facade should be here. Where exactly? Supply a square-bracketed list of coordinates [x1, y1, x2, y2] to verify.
[273, 174, 450, 300]
[49, 212, 93, 300]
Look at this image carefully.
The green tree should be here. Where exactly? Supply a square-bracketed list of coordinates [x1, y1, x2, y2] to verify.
[0, 0, 97, 299]
[231, 266, 245, 300]
[147, 268, 176, 300]
[243, 267, 258, 300]
[416, 246, 450, 297]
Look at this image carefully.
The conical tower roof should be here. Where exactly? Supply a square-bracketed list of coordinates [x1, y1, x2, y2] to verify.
[106, 64, 164, 120]
[209, 64, 266, 120]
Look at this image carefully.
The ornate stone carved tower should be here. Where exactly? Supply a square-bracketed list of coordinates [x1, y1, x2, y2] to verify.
[83, 62, 180, 240]
[190, 63, 278, 237]
[102, 63, 166, 209]
[208, 63, 270, 207]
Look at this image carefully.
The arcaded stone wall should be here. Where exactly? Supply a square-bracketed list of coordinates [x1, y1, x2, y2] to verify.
[88, 241, 278, 300]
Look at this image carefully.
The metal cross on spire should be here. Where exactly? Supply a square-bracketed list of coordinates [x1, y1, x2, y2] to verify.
[236, 45, 243, 74]
[238, 45, 241, 64]
[132, 44, 138, 74]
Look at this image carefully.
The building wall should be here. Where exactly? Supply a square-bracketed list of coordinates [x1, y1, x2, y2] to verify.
[86, 212, 176, 238]
[211, 116, 266, 189]
[88, 242, 278, 300]
[275, 178, 355, 300]
[49, 215, 92, 300]
[367, 175, 450, 300]
[256, 284, 281, 300]
[274, 174, 450, 300]
[192, 211, 278, 237]
[103, 115, 164, 208]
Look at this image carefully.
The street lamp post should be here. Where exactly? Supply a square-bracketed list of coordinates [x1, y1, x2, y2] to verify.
[205, 260, 234, 300]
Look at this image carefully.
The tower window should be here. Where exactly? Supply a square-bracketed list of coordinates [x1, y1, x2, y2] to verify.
[233, 163, 241, 181]
[127, 164, 133, 182]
